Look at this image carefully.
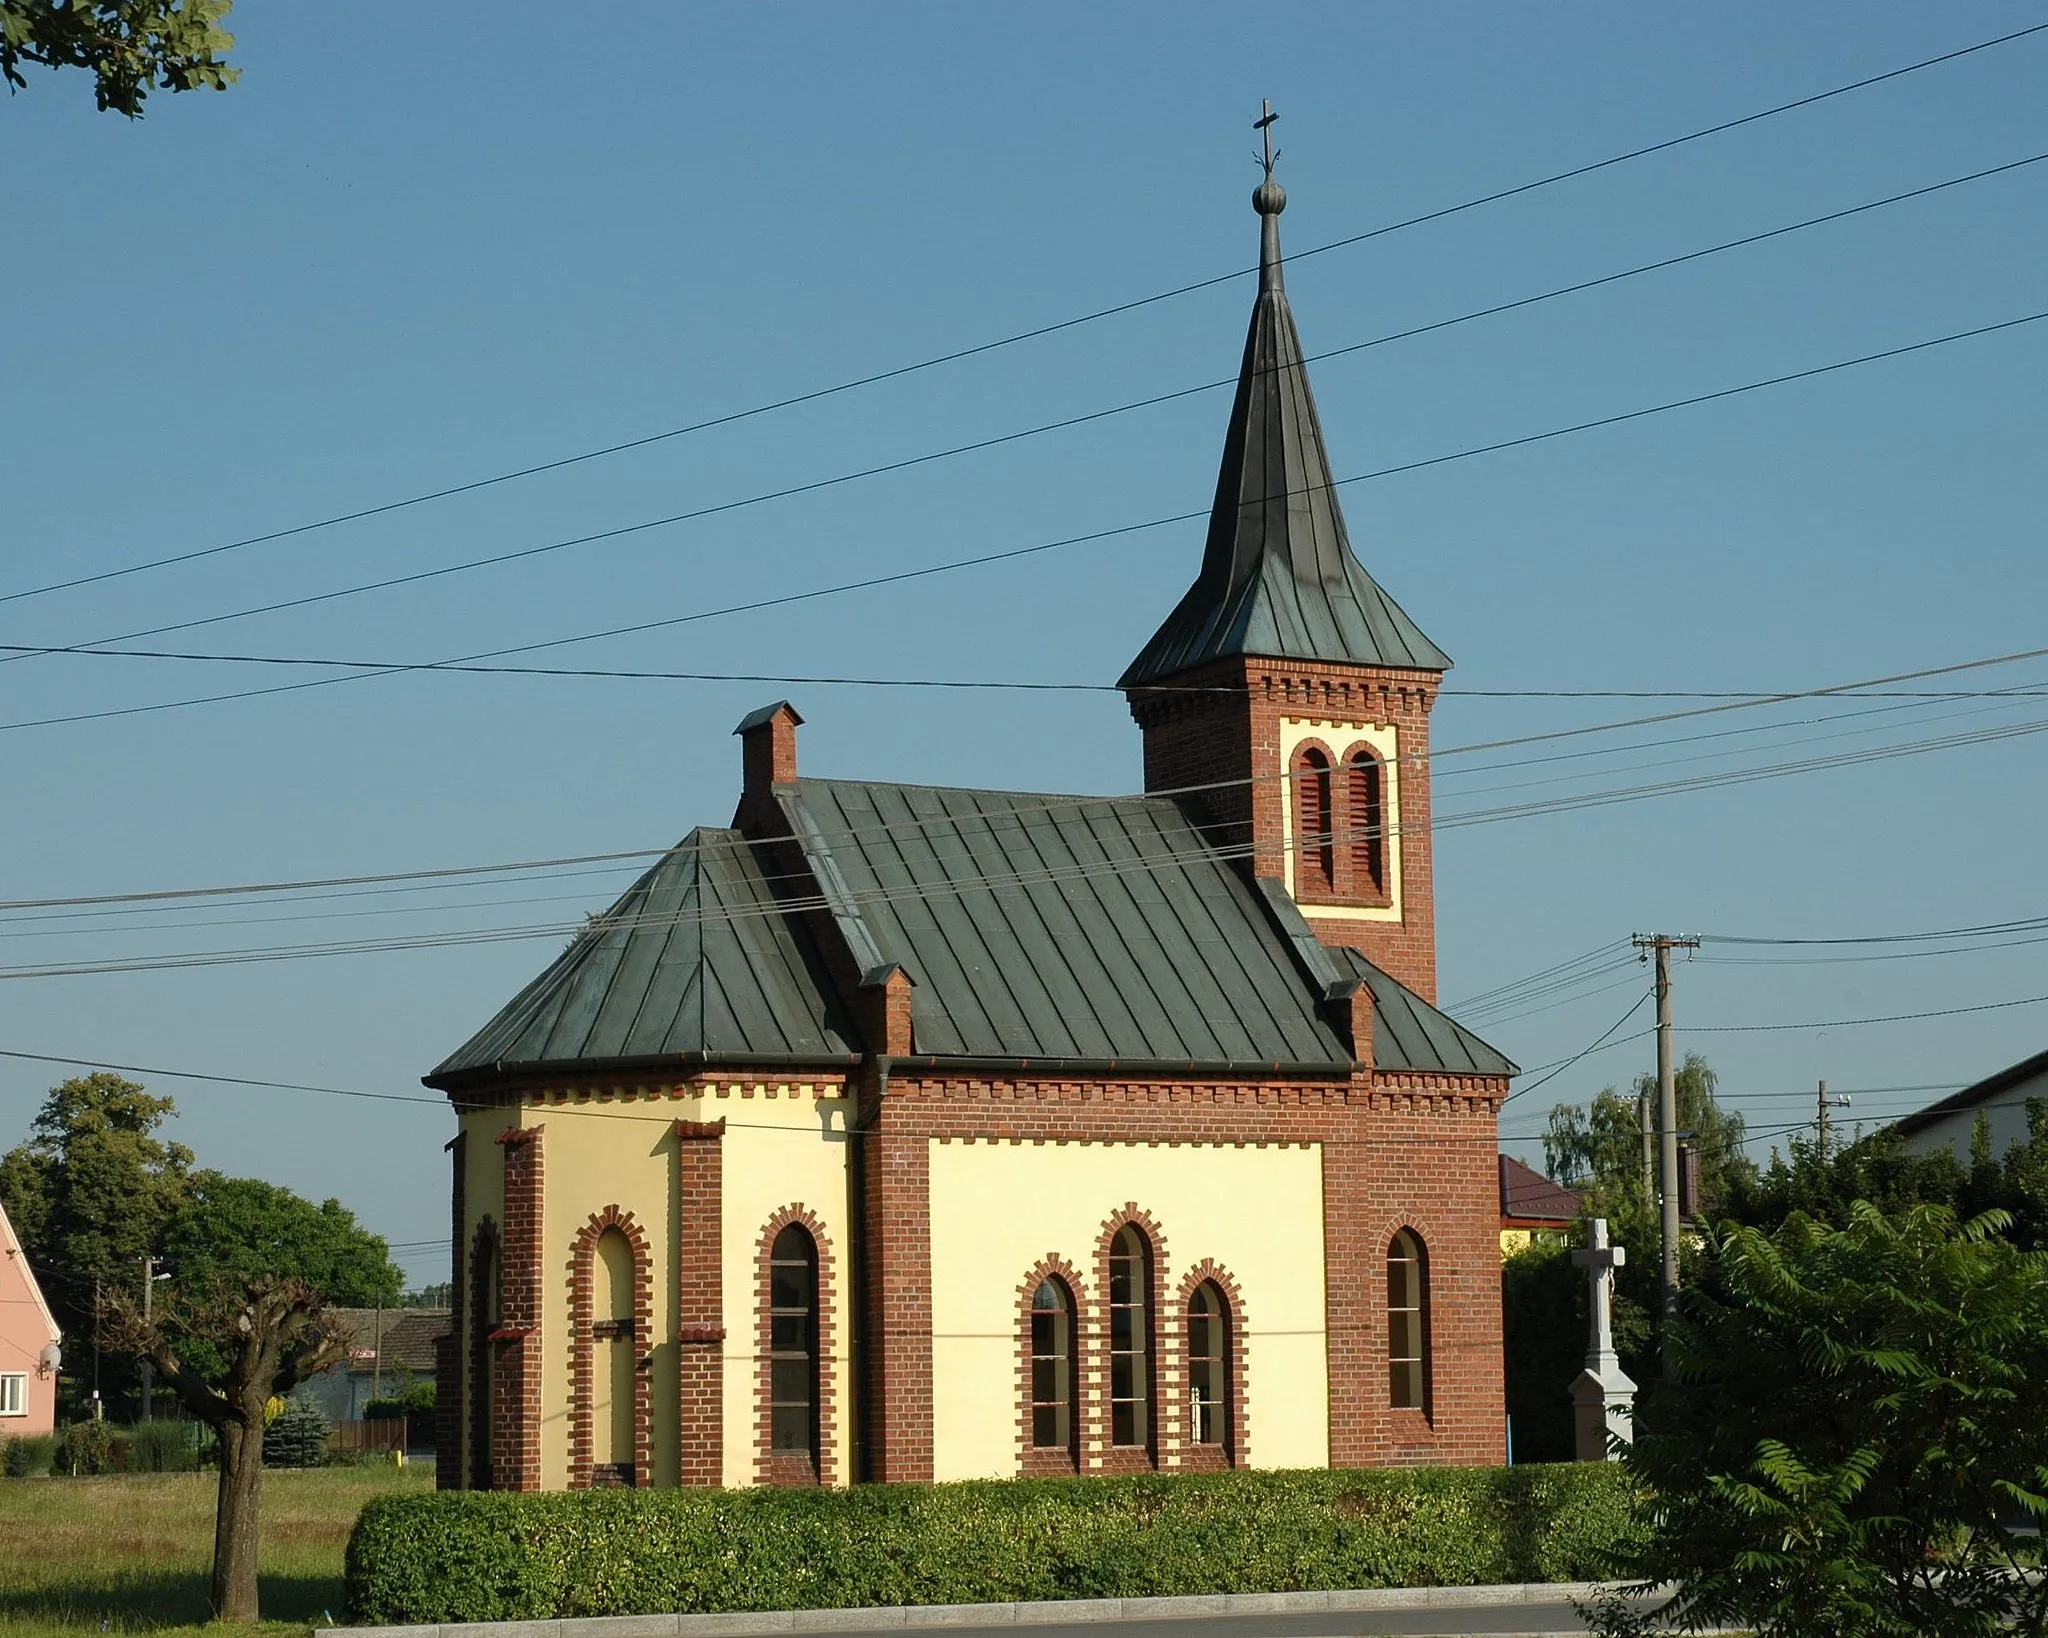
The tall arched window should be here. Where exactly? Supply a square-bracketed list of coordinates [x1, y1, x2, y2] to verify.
[1348, 747, 1386, 895]
[1187, 1281, 1230, 1449]
[1108, 1225, 1154, 1449]
[769, 1224, 820, 1464]
[1294, 746, 1335, 894]
[1029, 1278, 1078, 1460]
[593, 1228, 635, 1480]
[1387, 1229, 1429, 1411]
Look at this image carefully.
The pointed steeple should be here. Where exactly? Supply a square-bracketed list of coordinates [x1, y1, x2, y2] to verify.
[1120, 124, 1450, 689]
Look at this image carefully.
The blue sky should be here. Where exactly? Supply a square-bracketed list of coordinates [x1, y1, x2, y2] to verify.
[4, 3, 2045, 1283]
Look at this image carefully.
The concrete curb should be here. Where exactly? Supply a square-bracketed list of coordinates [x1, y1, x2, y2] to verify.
[350, 1580, 1637, 1638]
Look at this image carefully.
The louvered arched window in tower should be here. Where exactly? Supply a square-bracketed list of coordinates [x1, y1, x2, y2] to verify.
[1348, 746, 1387, 897]
[1293, 746, 1335, 895]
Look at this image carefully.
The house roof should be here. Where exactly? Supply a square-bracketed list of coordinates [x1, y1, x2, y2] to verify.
[322, 1308, 449, 1376]
[430, 828, 859, 1080]
[0, 1197, 60, 1346]
[1119, 175, 1450, 689]
[1892, 1044, 2048, 1137]
[1499, 1155, 1580, 1225]
[427, 782, 1514, 1084]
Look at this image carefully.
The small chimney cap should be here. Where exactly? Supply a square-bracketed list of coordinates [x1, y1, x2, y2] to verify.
[733, 700, 804, 735]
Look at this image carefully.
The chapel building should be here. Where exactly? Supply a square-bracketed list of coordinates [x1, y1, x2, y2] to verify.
[427, 163, 1516, 1493]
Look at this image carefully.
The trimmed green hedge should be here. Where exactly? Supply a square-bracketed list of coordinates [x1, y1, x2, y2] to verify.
[346, 1464, 1642, 1623]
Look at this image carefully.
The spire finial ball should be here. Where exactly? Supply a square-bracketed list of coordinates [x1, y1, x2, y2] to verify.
[1253, 178, 1286, 216]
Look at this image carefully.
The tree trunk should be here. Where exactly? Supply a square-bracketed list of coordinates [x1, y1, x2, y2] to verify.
[211, 1416, 265, 1621]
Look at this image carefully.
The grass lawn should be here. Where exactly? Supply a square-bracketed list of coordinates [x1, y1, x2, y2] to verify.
[0, 1464, 432, 1638]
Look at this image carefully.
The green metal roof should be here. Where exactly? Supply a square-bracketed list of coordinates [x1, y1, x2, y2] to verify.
[428, 828, 856, 1081]
[426, 788, 1513, 1085]
[1120, 183, 1450, 688]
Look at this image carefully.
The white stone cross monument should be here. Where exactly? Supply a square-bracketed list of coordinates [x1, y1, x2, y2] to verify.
[1569, 1217, 1637, 1461]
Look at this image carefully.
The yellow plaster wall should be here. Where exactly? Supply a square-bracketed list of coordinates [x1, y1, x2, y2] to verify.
[715, 1084, 856, 1488]
[925, 1139, 1328, 1482]
[1277, 715, 1402, 922]
[526, 1095, 688, 1491]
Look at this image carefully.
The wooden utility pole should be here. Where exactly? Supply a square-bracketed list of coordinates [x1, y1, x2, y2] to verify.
[1632, 932, 1699, 1365]
[139, 1256, 155, 1423]
[1637, 1089, 1654, 1202]
[1816, 1079, 1849, 1159]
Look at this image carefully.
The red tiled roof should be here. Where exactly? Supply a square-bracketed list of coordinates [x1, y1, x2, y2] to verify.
[1499, 1155, 1580, 1225]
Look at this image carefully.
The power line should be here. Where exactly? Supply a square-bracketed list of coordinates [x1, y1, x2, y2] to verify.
[10, 20, 2040, 614]
[1502, 995, 1654, 1105]
[14, 149, 2046, 680]
[7, 305, 2045, 741]
[1690, 992, 2048, 1031]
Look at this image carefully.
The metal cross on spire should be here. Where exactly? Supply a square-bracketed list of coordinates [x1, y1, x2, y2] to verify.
[1254, 99, 1280, 179]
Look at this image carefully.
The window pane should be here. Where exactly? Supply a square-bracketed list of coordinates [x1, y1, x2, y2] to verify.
[1109, 1305, 1133, 1348]
[1032, 1281, 1059, 1311]
[1391, 1359, 1422, 1409]
[1032, 1405, 1063, 1448]
[1389, 1309, 1419, 1363]
[772, 1405, 812, 1451]
[1112, 1401, 1135, 1447]
[771, 1359, 811, 1404]
[1189, 1312, 1212, 1361]
[1031, 1357, 1059, 1402]
[1110, 1354, 1134, 1400]
[1109, 1261, 1132, 1305]
[771, 1266, 813, 1310]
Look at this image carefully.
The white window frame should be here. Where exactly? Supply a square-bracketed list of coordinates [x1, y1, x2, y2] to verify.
[0, 1372, 26, 1416]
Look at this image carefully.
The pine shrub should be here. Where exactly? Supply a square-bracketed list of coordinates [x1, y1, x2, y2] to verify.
[262, 1394, 331, 1468]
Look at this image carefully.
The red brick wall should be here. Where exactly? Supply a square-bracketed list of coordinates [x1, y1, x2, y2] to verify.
[1130, 657, 1443, 1001]
[675, 1118, 726, 1488]
[438, 1132, 466, 1491]
[466, 1216, 499, 1491]
[491, 1126, 544, 1493]
[871, 1070, 1505, 1471]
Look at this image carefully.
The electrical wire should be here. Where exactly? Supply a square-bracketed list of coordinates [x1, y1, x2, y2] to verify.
[10, 20, 2040, 613]
[5, 305, 2044, 739]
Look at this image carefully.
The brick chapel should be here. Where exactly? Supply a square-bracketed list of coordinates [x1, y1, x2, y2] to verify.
[427, 155, 1517, 1493]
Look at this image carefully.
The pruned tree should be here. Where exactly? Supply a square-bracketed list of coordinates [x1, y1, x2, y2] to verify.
[98, 1274, 341, 1623]
[2, 0, 237, 116]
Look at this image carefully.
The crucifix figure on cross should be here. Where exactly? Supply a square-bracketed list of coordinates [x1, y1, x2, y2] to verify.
[1568, 1217, 1637, 1461]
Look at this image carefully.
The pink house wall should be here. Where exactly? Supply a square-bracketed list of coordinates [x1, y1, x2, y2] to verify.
[0, 1201, 62, 1439]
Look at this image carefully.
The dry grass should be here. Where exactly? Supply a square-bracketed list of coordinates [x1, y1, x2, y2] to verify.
[0, 1464, 432, 1638]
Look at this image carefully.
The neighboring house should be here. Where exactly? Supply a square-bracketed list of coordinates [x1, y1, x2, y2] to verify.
[0, 1198, 62, 1438]
[1498, 1157, 1581, 1257]
[1893, 1046, 2048, 1158]
[299, 1307, 449, 1426]
[426, 161, 1519, 1496]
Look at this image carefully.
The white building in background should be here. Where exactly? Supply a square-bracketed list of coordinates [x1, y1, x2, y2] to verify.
[1893, 1046, 2048, 1158]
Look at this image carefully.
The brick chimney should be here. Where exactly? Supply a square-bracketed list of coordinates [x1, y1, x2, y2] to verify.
[733, 700, 802, 833]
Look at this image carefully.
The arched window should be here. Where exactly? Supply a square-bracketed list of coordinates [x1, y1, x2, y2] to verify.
[1293, 746, 1334, 894]
[1108, 1225, 1154, 1449]
[593, 1228, 635, 1480]
[1187, 1281, 1230, 1449]
[769, 1224, 820, 1462]
[1387, 1229, 1429, 1411]
[1348, 747, 1385, 895]
[1029, 1278, 1078, 1459]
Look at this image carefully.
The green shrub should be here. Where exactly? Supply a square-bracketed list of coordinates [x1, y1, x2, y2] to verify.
[57, 1418, 116, 1476]
[123, 1418, 196, 1473]
[362, 1380, 434, 1420]
[346, 1463, 1643, 1624]
[263, 1395, 331, 1468]
[3, 1433, 57, 1477]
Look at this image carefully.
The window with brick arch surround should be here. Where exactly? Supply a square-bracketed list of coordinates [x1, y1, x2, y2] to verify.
[1186, 1280, 1229, 1449]
[1347, 746, 1387, 896]
[769, 1224, 820, 1463]
[593, 1228, 635, 1480]
[1387, 1229, 1429, 1411]
[1029, 1277, 1078, 1461]
[1108, 1225, 1155, 1450]
[1292, 745, 1335, 894]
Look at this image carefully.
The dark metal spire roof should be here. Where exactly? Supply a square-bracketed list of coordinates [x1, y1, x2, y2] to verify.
[1120, 132, 1451, 688]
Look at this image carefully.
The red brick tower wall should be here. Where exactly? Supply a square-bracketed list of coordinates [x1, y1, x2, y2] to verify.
[1130, 657, 1442, 1002]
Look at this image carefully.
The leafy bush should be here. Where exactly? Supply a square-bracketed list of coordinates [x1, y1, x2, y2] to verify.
[124, 1418, 196, 1473]
[362, 1379, 434, 1419]
[57, 1418, 116, 1475]
[3, 1433, 57, 1477]
[346, 1463, 1641, 1623]
[262, 1395, 331, 1468]
[1627, 1203, 2048, 1638]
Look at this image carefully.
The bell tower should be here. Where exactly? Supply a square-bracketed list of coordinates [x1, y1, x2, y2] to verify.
[1123, 118, 1452, 1001]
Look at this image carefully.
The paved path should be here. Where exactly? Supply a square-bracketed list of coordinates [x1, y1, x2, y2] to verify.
[795, 1601, 1615, 1636]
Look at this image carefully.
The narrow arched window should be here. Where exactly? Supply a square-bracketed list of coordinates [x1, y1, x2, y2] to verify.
[469, 1232, 501, 1491]
[593, 1228, 635, 1480]
[1029, 1279, 1078, 1458]
[1108, 1225, 1154, 1449]
[769, 1224, 820, 1461]
[1294, 747, 1334, 894]
[1387, 1229, 1429, 1411]
[1187, 1281, 1230, 1449]
[1348, 748, 1385, 895]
